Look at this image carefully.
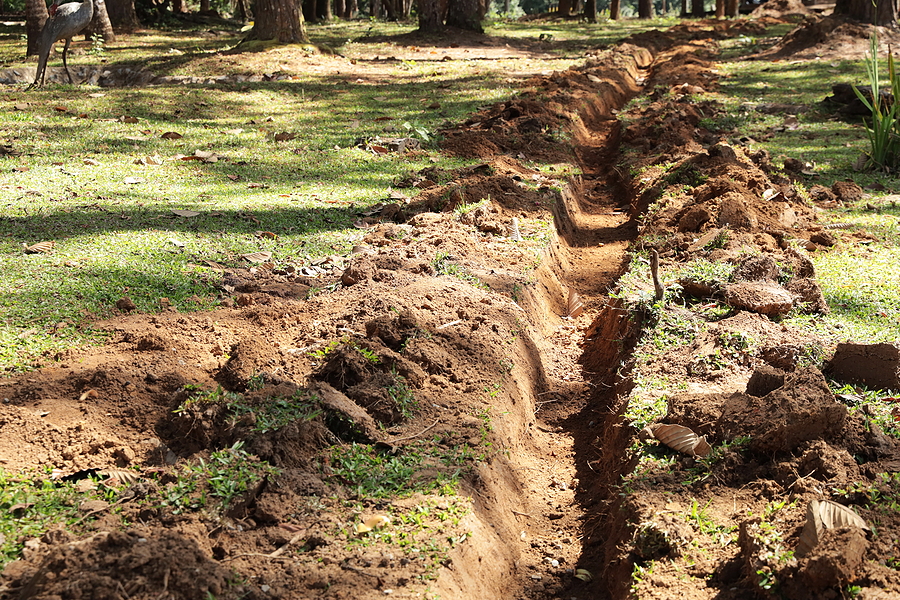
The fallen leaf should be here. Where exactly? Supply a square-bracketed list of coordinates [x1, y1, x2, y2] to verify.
[161, 131, 183, 140]
[374, 116, 394, 121]
[370, 145, 389, 154]
[14, 102, 29, 110]
[247, 182, 268, 189]
[356, 515, 390, 534]
[225, 128, 244, 135]
[241, 251, 273, 263]
[255, 231, 277, 239]
[124, 135, 149, 142]
[79, 389, 98, 401]
[23, 241, 55, 254]
[54, 106, 67, 112]
[203, 260, 225, 271]
[120, 115, 139, 123]
[167, 238, 185, 248]
[83, 158, 100, 166]
[651, 424, 711, 457]
[171, 209, 200, 217]
[227, 174, 240, 181]
[194, 150, 218, 163]
[123, 176, 144, 184]
[566, 288, 584, 318]
[274, 132, 297, 142]
[88, 93, 105, 98]
[797, 499, 869, 557]
[135, 155, 163, 166]
[13, 166, 30, 172]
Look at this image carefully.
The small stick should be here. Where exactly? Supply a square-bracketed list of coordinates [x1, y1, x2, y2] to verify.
[511, 509, 533, 518]
[389, 419, 440, 444]
[221, 532, 305, 562]
[650, 249, 664, 302]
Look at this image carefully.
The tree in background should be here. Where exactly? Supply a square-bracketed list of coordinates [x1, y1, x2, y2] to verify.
[250, 0, 308, 42]
[84, 0, 116, 42]
[834, 0, 897, 26]
[106, 0, 139, 29]
[24, 0, 48, 56]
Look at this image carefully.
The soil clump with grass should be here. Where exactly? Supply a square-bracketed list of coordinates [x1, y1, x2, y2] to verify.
[1, 16, 900, 600]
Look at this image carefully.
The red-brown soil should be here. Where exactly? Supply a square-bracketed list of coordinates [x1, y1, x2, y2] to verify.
[2, 16, 900, 600]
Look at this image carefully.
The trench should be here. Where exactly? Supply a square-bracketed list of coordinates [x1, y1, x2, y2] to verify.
[430, 41, 661, 600]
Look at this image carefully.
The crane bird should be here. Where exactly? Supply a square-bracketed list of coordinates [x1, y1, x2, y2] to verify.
[28, 0, 95, 89]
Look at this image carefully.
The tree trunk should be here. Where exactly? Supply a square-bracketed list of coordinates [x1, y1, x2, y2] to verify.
[725, 0, 738, 16]
[558, 0, 572, 15]
[833, 0, 897, 26]
[417, 0, 445, 31]
[691, 0, 704, 17]
[302, 0, 316, 23]
[84, 0, 116, 43]
[401, 0, 412, 18]
[384, 0, 397, 19]
[609, 0, 620, 19]
[250, 0, 308, 42]
[334, 0, 345, 18]
[200, 0, 210, 11]
[317, 0, 332, 20]
[371, 0, 381, 17]
[233, 0, 251, 20]
[638, 0, 653, 18]
[715, 0, 724, 17]
[446, 0, 483, 31]
[106, 0, 139, 30]
[25, 0, 48, 57]
[681, 0, 688, 15]
[584, 0, 597, 22]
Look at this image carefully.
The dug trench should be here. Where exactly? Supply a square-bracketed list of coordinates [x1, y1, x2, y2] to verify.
[2, 21, 900, 600]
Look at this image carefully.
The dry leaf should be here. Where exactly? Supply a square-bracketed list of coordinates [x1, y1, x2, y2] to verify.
[194, 150, 218, 163]
[14, 166, 30, 172]
[574, 569, 593, 582]
[54, 106, 67, 112]
[274, 132, 297, 142]
[247, 183, 268, 189]
[651, 424, 712, 457]
[14, 103, 29, 111]
[370, 145, 389, 154]
[23, 241, 55, 254]
[356, 515, 391, 534]
[79, 389, 98, 401]
[135, 155, 162, 166]
[226, 174, 240, 181]
[98, 469, 143, 485]
[161, 131, 183, 140]
[120, 115, 139, 124]
[241, 251, 273, 263]
[797, 500, 870, 557]
[255, 231, 277, 239]
[168, 238, 185, 248]
[88, 93, 105, 98]
[83, 158, 100, 166]
[566, 288, 584, 319]
[123, 176, 143, 184]
[172, 209, 200, 217]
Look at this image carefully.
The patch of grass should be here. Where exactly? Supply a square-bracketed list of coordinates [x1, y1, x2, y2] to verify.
[831, 382, 900, 438]
[387, 375, 418, 420]
[175, 386, 322, 433]
[326, 443, 459, 499]
[0, 470, 109, 568]
[431, 251, 489, 290]
[162, 441, 279, 515]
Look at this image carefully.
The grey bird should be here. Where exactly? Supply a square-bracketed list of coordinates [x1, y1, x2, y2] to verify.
[29, 0, 95, 89]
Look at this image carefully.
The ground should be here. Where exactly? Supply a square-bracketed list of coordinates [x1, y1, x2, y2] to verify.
[1, 12, 900, 600]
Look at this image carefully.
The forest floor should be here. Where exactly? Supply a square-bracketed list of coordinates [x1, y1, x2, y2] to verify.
[1, 11, 900, 600]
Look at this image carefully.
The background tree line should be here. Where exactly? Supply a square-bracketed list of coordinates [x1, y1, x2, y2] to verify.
[13, 0, 899, 61]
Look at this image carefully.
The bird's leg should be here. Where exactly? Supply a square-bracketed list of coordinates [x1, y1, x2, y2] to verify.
[61, 38, 73, 84]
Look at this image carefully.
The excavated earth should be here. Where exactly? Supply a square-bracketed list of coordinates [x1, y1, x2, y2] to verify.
[2, 17, 900, 600]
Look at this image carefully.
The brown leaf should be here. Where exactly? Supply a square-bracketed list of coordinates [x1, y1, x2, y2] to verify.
[255, 231, 277, 239]
[279, 523, 306, 534]
[651, 424, 711, 457]
[370, 145, 389, 154]
[79, 389, 98, 401]
[226, 174, 240, 181]
[247, 182, 268, 189]
[241, 251, 273, 263]
[374, 116, 394, 121]
[194, 150, 218, 163]
[203, 260, 226, 271]
[135, 155, 162, 166]
[13, 166, 30, 172]
[797, 500, 869, 557]
[83, 158, 100, 166]
[120, 115, 139, 124]
[566, 288, 584, 319]
[23, 241, 55, 254]
[274, 132, 297, 142]
[426, 102, 441, 110]
[161, 131, 183, 140]
[54, 106, 68, 112]
[98, 469, 143, 485]
[14, 102, 29, 111]
[171, 209, 200, 217]
[356, 515, 390, 534]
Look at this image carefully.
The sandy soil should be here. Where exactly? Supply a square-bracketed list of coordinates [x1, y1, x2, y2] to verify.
[2, 15, 900, 600]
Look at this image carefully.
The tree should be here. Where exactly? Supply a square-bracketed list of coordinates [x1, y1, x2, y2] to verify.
[417, 0, 445, 31]
[446, 0, 484, 31]
[609, 0, 620, 19]
[25, 0, 49, 56]
[249, 0, 308, 42]
[638, 0, 653, 18]
[106, 0, 139, 31]
[84, 0, 116, 43]
[725, 0, 738, 17]
[584, 0, 597, 22]
[691, 0, 703, 16]
[833, 0, 897, 26]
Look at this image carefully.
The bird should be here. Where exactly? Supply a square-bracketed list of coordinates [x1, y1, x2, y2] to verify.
[28, 0, 95, 89]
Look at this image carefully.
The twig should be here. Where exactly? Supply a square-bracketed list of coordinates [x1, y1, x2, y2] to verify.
[389, 419, 440, 444]
[221, 532, 305, 562]
[651, 249, 664, 302]
[437, 319, 463, 330]
[511, 509, 533, 518]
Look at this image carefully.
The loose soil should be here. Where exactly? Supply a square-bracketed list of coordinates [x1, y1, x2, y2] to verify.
[2, 15, 900, 600]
